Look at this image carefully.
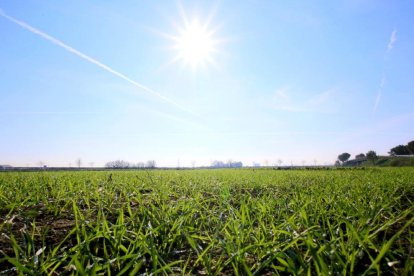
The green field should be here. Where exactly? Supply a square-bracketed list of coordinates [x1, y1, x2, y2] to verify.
[1, 168, 413, 275]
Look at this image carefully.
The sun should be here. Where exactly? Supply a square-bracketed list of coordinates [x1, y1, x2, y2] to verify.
[172, 19, 218, 69]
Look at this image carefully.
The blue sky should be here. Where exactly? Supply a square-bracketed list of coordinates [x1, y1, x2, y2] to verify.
[1, 0, 413, 167]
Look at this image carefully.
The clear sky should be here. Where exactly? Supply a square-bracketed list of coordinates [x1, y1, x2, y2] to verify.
[1, 0, 413, 167]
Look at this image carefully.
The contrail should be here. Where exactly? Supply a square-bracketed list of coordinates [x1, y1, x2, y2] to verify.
[387, 30, 397, 53]
[0, 8, 192, 114]
[373, 75, 385, 113]
[374, 30, 397, 113]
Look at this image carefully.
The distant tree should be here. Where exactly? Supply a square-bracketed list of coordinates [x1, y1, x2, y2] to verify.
[227, 160, 243, 168]
[408, 141, 414, 154]
[355, 153, 366, 160]
[366, 150, 378, 165]
[76, 158, 82, 169]
[211, 160, 225, 168]
[146, 160, 156, 168]
[229, 161, 243, 168]
[136, 162, 145, 168]
[338, 153, 351, 163]
[389, 145, 410, 156]
[277, 159, 283, 167]
[211, 160, 242, 168]
[105, 160, 130, 169]
[334, 160, 341, 166]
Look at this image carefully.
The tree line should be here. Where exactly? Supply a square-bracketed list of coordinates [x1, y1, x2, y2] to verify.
[210, 160, 243, 168]
[337, 140, 414, 165]
[388, 140, 414, 156]
[105, 160, 156, 169]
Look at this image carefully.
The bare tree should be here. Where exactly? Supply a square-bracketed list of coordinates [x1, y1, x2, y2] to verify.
[76, 158, 82, 169]
[146, 160, 156, 169]
[105, 160, 130, 168]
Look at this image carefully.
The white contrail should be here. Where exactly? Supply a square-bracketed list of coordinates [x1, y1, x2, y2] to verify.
[387, 30, 397, 53]
[374, 30, 397, 113]
[0, 9, 191, 114]
[373, 91, 382, 113]
[373, 75, 385, 113]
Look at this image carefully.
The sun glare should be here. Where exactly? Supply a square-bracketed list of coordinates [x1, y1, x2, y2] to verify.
[174, 20, 217, 69]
